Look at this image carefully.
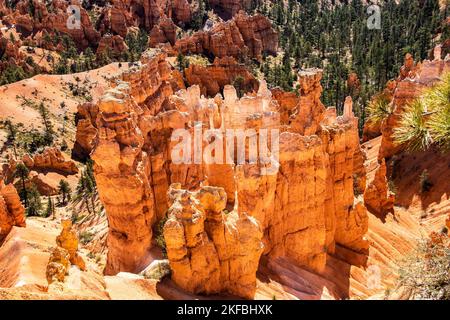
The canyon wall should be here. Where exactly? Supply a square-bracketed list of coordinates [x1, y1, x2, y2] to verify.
[185, 56, 258, 97]
[164, 184, 263, 298]
[0, 180, 26, 244]
[80, 48, 371, 298]
[208, 0, 252, 20]
[174, 12, 278, 61]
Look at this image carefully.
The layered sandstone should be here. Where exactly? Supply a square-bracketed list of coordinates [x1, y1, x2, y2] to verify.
[6, 0, 100, 50]
[208, 0, 251, 20]
[164, 184, 263, 298]
[0, 181, 26, 244]
[364, 159, 395, 218]
[72, 102, 99, 161]
[174, 12, 278, 61]
[56, 220, 86, 271]
[46, 220, 86, 285]
[96, 0, 191, 37]
[96, 35, 129, 59]
[91, 49, 173, 275]
[185, 56, 258, 97]
[148, 17, 177, 47]
[46, 246, 71, 284]
[289, 69, 326, 135]
[82, 49, 370, 297]
[22, 147, 79, 175]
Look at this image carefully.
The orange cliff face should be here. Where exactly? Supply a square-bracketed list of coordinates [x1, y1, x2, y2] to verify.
[0, 180, 26, 244]
[164, 184, 263, 299]
[173, 11, 278, 62]
[184, 56, 259, 97]
[1, 0, 100, 50]
[75, 48, 374, 298]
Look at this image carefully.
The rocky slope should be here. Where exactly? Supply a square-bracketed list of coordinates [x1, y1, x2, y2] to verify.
[0, 47, 449, 299]
[0, 1, 449, 300]
[174, 11, 278, 61]
[70, 47, 374, 298]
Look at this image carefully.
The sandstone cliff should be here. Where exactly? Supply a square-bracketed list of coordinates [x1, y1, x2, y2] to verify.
[91, 49, 173, 275]
[184, 56, 258, 97]
[208, 0, 251, 20]
[0, 180, 26, 244]
[174, 11, 278, 61]
[164, 184, 263, 298]
[4, 0, 101, 50]
[80, 49, 370, 298]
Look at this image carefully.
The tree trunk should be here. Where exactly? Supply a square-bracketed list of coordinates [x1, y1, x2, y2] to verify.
[21, 176, 28, 208]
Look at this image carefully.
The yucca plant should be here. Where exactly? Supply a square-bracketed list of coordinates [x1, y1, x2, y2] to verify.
[394, 73, 450, 152]
[366, 94, 392, 125]
[393, 99, 433, 151]
[421, 72, 450, 113]
[428, 104, 450, 151]
[427, 73, 450, 151]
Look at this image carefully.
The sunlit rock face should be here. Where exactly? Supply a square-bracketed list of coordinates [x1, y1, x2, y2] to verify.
[164, 184, 263, 299]
[185, 57, 259, 97]
[174, 11, 278, 61]
[81, 48, 369, 297]
[0, 180, 26, 244]
[208, 0, 252, 20]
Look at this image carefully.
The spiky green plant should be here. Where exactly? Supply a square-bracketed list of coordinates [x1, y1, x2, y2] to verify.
[427, 73, 450, 151]
[393, 99, 433, 151]
[422, 72, 450, 113]
[393, 72, 450, 152]
[366, 94, 392, 125]
[428, 104, 450, 151]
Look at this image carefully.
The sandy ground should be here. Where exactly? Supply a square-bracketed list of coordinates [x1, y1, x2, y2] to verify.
[0, 62, 128, 127]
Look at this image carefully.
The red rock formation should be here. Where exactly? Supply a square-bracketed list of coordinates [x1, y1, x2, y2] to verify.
[208, 0, 251, 20]
[96, 35, 129, 59]
[46, 246, 71, 284]
[82, 49, 369, 294]
[0, 33, 27, 75]
[321, 114, 369, 254]
[289, 68, 326, 135]
[96, 2, 136, 38]
[270, 88, 299, 124]
[164, 184, 263, 299]
[0, 180, 26, 244]
[56, 220, 86, 271]
[91, 49, 174, 275]
[364, 159, 394, 218]
[22, 148, 79, 175]
[148, 17, 177, 47]
[185, 56, 258, 97]
[174, 12, 278, 61]
[96, 0, 191, 37]
[7, 0, 100, 50]
[72, 102, 99, 161]
[46, 220, 86, 285]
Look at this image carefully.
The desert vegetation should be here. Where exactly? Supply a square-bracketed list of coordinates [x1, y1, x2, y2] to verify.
[394, 73, 450, 152]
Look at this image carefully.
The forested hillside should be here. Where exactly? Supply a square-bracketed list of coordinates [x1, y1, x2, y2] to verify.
[244, 0, 447, 130]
